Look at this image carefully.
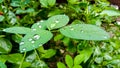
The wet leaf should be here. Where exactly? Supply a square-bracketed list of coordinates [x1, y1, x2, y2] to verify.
[3, 27, 31, 34]
[19, 30, 53, 52]
[31, 20, 47, 30]
[47, 15, 69, 30]
[60, 24, 110, 40]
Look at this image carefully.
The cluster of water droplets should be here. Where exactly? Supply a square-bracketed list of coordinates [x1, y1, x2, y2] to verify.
[50, 18, 60, 29]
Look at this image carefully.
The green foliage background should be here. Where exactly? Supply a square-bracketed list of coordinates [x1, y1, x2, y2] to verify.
[0, 0, 120, 68]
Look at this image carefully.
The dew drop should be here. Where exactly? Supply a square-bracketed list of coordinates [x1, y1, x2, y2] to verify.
[34, 34, 40, 40]
[50, 24, 56, 28]
[20, 42, 24, 45]
[29, 38, 32, 41]
[55, 20, 59, 23]
[40, 20, 44, 22]
[3, 29, 6, 31]
[39, 25, 42, 28]
[81, 30, 84, 33]
[104, 36, 108, 39]
[37, 23, 40, 25]
[22, 48, 26, 51]
[70, 28, 74, 30]
[31, 41, 35, 43]
[32, 28, 36, 31]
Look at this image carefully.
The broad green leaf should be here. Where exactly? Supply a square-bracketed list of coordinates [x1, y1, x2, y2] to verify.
[31, 20, 47, 30]
[0, 55, 8, 63]
[74, 54, 85, 65]
[47, 15, 69, 30]
[19, 30, 53, 52]
[73, 65, 82, 68]
[47, 0, 56, 7]
[0, 15, 4, 22]
[54, 34, 64, 41]
[7, 53, 23, 64]
[78, 48, 93, 63]
[0, 38, 12, 54]
[40, 0, 56, 8]
[16, 8, 34, 14]
[65, 55, 73, 68]
[67, 0, 79, 4]
[0, 61, 7, 68]
[41, 49, 56, 58]
[60, 24, 110, 40]
[57, 62, 66, 68]
[100, 10, 120, 16]
[3, 27, 31, 34]
[40, 0, 48, 8]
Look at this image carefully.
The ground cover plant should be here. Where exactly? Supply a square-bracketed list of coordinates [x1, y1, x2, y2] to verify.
[0, 0, 120, 68]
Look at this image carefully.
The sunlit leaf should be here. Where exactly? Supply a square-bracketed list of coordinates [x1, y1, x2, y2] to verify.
[3, 27, 31, 34]
[60, 24, 110, 40]
[73, 65, 82, 68]
[65, 55, 73, 68]
[74, 54, 84, 65]
[57, 62, 66, 68]
[19, 30, 53, 53]
[47, 15, 69, 30]
[41, 49, 56, 58]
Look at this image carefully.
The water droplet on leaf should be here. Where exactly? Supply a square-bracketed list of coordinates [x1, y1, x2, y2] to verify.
[37, 23, 40, 25]
[70, 28, 74, 30]
[31, 41, 35, 43]
[55, 20, 59, 23]
[3, 29, 6, 31]
[34, 34, 40, 40]
[20, 42, 24, 45]
[22, 48, 26, 51]
[50, 24, 56, 28]
[32, 28, 36, 31]
[29, 38, 32, 41]
[40, 20, 44, 22]
[39, 25, 42, 28]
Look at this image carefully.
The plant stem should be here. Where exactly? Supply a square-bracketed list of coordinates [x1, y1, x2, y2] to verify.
[19, 52, 26, 68]
[35, 49, 41, 62]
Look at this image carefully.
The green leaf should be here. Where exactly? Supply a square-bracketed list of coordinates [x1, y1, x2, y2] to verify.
[100, 10, 120, 16]
[60, 24, 110, 40]
[40, 0, 56, 8]
[0, 15, 4, 22]
[19, 30, 53, 52]
[47, 15, 69, 30]
[54, 34, 64, 41]
[67, 0, 79, 4]
[57, 62, 66, 68]
[65, 55, 73, 68]
[47, 0, 56, 7]
[0, 38, 12, 54]
[41, 49, 56, 58]
[40, 0, 48, 8]
[73, 65, 82, 68]
[74, 54, 85, 65]
[31, 20, 47, 30]
[0, 61, 7, 68]
[3, 27, 31, 34]
[7, 53, 23, 64]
